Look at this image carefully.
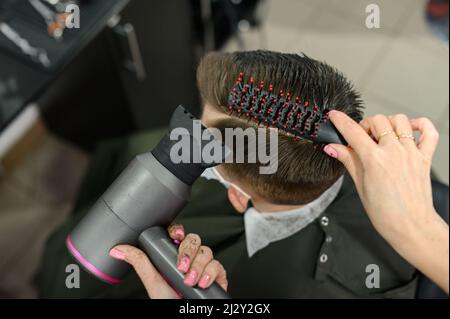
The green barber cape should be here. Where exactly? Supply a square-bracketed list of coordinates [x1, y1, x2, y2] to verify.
[36, 129, 417, 299]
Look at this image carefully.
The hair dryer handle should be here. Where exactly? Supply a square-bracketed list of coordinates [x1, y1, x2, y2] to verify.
[138, 227, 230, 299]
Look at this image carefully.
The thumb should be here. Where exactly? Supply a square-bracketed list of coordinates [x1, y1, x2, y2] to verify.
[323, 144, 358, 179]
[110, 245, 180, 299]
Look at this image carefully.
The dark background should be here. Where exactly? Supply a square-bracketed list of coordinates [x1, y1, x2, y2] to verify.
[0, 0, 262, 151]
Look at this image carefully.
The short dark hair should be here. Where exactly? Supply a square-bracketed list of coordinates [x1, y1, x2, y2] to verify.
[197, 50, 364, 205]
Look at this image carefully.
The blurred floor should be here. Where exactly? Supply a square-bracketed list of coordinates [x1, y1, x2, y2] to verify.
[0, 0, 448, 298]
[0, 131, 89, 298]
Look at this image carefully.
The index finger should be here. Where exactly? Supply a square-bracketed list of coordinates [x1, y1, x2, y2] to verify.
[328, 110, 377, 154]
[168, 224, 185, 241]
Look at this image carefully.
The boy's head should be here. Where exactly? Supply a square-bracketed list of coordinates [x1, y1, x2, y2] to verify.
[197, 50, 363, 211]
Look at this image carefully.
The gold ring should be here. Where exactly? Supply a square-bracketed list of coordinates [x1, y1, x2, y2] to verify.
[378, 130, 398, 140]
[398, 134, 415, 141]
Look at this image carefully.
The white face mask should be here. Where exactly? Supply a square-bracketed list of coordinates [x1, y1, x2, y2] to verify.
[201, 167, 251, 199]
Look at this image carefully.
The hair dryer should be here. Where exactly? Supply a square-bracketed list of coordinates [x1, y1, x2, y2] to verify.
[66, 106, 229, 299]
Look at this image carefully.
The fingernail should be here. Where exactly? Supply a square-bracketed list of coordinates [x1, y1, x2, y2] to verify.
[175, 229, 185, 238]
[323, 145, 338, 158]
[177, 256, 190, 272]
[198, 274, 211, 289]
[109, 248, 125, 261]
[328, 110, 338, 118]
[184, 270, 198, 286]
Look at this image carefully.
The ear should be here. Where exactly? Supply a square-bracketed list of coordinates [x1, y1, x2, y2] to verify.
[227, 186, 250, 214]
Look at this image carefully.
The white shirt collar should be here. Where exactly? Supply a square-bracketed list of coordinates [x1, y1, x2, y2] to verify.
[244, 176, 344, 257]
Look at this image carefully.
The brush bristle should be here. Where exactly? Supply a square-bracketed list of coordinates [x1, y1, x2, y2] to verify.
[227, 74, 331, 142]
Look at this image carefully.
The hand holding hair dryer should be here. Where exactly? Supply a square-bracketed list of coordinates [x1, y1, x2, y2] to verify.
[66, 106, 230, 299]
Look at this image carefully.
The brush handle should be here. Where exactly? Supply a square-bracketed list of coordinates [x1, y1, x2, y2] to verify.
[316, 121, 347, 145]
[138, 227, 230, 299]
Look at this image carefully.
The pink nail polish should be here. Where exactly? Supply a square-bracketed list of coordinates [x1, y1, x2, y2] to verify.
[177, 256, 190, 272]
[198, 274, 211, 289]
[323, 145, 338, 158]
[175, 229, 185, 237]
[184, 270, 198, 286]
[328, 110, 338, 118]
[109, 248, 125, 260]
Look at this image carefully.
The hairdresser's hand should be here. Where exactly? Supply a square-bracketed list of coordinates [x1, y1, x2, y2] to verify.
[167, 224, 228, 291]
[324, 111, 449, 294]
[109, 225, 227, 299]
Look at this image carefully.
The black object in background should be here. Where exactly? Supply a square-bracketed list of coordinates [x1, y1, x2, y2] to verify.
[0, 0, 134, 150]
[109, 0, 201, 129]
[40, 30, 135, 151]
[42, 0, 202, 150]
[0, 0, 124, 72]
[190, 0, 263, 50]
[1, 0, 263, 150]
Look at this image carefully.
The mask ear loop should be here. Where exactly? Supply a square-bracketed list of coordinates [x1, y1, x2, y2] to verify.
[212, 167, 252, 199]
